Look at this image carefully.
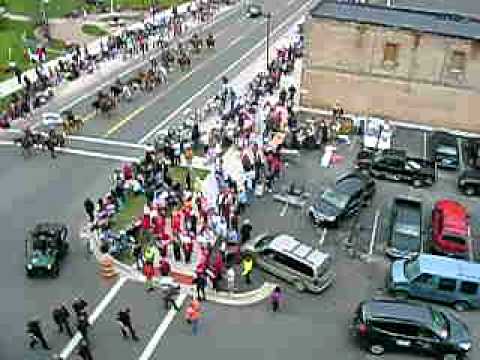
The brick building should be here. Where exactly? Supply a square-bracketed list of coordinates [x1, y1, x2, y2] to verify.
[300, 1, 480, 132]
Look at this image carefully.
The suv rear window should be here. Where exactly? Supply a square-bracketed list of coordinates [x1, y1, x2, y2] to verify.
[460, 281, 479, 295]
[442, 235, 466, 245]
[273, 252, 314, 277]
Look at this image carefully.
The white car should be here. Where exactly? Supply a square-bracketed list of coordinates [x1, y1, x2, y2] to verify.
[362, 118, 392, 150]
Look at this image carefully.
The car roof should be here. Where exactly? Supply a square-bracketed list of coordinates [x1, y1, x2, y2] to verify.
[336, 173, 367, 193]
[415, 254, 480, 282]
[460, 169, 480, 180]
[363, 300, 433, 324]
[268, 234, 330, 267]
[434, 199, 469, 235]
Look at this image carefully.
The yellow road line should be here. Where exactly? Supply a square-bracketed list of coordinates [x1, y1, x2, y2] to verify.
[103, 105, 146, 137]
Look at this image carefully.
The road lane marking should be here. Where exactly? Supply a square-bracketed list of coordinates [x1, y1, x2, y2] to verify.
[287, 0, 296, 6]
[55, 5, 241, 115]
[369, 210, 380, 255]
[57, 147, 141, 163]
[138, 0, 314, 144]
[138, 293, 188, 360]
[60, 277, 127, 359]
[319, 227, 327, 247]
[68, 135, 153, 150]
[280, 203, 288, 217]
[103, 33, 246, 137]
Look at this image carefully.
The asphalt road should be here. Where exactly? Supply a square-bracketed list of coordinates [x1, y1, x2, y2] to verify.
[0, 0, 313, 359]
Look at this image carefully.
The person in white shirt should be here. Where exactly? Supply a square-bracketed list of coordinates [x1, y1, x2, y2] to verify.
[227, 267, 235, 294]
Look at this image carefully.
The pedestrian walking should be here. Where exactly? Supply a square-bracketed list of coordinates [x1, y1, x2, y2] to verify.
[185, 299, 201, 336]
[77, 340, 93, 360]
[52, 304, 73, 337]
[193, 271, 207, 301]
[72, 297, 88, 319]
[77, 315, 90, 346]
[240, 219, 253, 244]
[116, 308, 139, 341]
[84, 198, 95, 223]
[26, 318, 50, 350]
[172, 238, 181, 262]
[270, 286, 283, 312]
[163, 285, 181, 311]
[241, 255, 253, 285]
[227, 266, 235, 293]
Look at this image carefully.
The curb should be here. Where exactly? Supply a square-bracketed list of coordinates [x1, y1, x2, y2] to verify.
[205, 282, 277, 306]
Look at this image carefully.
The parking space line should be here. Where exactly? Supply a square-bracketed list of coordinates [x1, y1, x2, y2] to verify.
[369, 210, 380, 255]
[60, 277, 128, 359]
[319, 227, 327, 247]
[138, 293, 188, 360]
[423, 131, 428, 159]
[280, 203, 289, 217]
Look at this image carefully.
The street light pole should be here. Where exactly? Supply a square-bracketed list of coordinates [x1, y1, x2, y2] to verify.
[265, 12, 271, 69]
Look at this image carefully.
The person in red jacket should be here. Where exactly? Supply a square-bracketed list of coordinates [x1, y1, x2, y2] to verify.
[160, 257, 171, 276]
[171, 210, 182, 235]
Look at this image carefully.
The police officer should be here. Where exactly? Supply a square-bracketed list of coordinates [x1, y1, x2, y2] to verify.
[26, 318, 50, 350]
[116, 308, 139, 341]
[52, 303, 73, 337]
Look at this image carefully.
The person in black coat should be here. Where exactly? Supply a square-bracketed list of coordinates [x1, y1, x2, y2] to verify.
[77, 340, 93, 360]
[26, 319, 50, 350]
[116, 308, 139, 341]
[72, 297, 88, 318]
[240, 219, 253, 244]
[84, 198, 95, 222]
[77, 315, 90, 346]
[52, 304, 73, 337]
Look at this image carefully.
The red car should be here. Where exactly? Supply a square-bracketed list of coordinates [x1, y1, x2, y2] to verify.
[431, 199, 471, 258]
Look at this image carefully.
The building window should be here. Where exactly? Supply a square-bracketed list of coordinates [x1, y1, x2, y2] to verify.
[449, 50, 466, 73]
[383, 42, 399, 67]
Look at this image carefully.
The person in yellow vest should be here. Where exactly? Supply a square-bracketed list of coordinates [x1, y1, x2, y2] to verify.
[144, 245, 156, 292]
[241, 256, 253, 285]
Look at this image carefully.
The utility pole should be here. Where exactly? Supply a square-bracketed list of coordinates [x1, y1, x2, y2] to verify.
[265, 12, 271, 69]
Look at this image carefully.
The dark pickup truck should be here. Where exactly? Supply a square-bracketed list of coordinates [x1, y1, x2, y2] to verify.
[430, 131, 459, 170]
[385, 196, 423, 259]
[357, 149, 437, 187]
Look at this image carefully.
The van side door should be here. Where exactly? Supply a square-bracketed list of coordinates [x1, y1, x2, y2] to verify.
[458, 281, 480, 309]
[410, 273, 436, 301]
[432, 277, 458, 304]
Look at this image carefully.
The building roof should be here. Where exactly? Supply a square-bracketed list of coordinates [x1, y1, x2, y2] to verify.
[310, 1, 480, 41]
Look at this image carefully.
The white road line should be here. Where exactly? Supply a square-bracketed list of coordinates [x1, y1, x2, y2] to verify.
[57, 147, 141, 163]
[280, 203, 288, 217]
[68, 135, 153, 150]
[60, 277, 127, 359]
[319, 227, 327, 247]
[287, 0, 296, 6]
[55, 5, 241, 115]
[139, 293, 188, 360]
[423, 131, 428, 159]
[0, 140, 14, 146]
[138, 0, 314, 144]
[369, 210, 380, 255]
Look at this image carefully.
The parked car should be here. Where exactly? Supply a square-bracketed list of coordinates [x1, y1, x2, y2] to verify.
[431, 131, 459, 170]
[358, 149, 436, 187]
[385, 196, 423, 259]
[431, 199, 471, 259]
[457, 168, 480, 196]
[247, 4, 262, 18]
[308, 172, 375, 226]
[351, 299, 472, 359]
[242, 233, 334, 293]
[387, 254, 480, 311]
[25, 223, 69, 277]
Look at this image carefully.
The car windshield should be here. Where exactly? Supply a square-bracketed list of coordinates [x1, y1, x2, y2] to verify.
[393, 224, 420, 250]
[443, 234, 466, 246]
[435, 145, 457, 157]
[320, 190, 349, 209]
[255, 235, 273, 249]
[404, 259, 421, 280]
[32, 237, 48, 252]
[430, 308, 449, 339]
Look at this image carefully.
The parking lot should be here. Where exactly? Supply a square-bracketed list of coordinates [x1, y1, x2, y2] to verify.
[215, 123, 480, 360]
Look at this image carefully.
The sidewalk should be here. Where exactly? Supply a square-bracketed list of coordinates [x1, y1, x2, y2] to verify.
[0, 1, 233, 101]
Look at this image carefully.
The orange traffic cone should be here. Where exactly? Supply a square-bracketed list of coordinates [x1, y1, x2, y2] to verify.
[99, 256, 118, 279]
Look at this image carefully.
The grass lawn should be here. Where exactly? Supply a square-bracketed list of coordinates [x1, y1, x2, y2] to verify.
[5, 0, 85, 18]
[110, 166, 210, 232]
[81, 24, 109, 37]
[116, 0, 189, 10]
[0, 19, 35, 78]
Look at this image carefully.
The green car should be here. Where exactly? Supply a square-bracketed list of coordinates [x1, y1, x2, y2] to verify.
[25, 223, 69, 278]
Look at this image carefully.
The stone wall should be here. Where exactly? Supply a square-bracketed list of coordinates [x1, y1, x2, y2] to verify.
[301, 18, 480, 132]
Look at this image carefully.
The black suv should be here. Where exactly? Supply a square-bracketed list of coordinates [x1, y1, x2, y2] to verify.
[458, 169, 480, 196]
[308, 171, 375, 226]
[351, 299, 472, 359]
